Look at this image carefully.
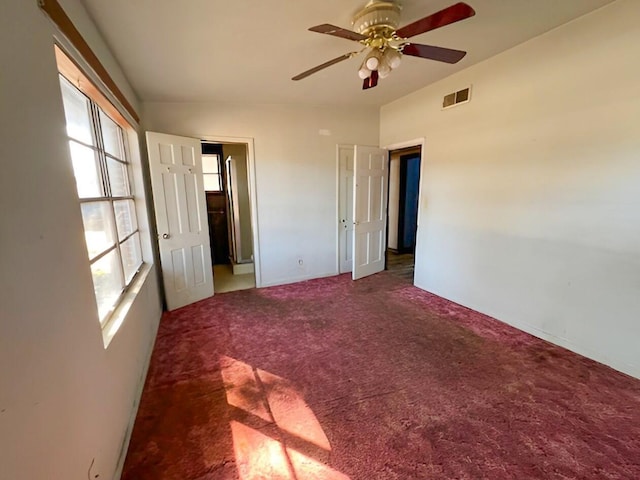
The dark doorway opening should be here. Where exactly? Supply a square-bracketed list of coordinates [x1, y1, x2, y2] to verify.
[202, 142, 229, 265]
[398, 152, 421, 253]
[386, 146, 421, 282]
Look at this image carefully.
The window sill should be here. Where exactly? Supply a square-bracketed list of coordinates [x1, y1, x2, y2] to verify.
[101, 263, 153, 349]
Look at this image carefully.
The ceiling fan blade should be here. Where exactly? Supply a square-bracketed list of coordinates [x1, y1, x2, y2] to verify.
[363, 70, 379, 90]
[395, 2, 476, 39]
[309, 24, 367, 42]
[292, 52, 357, 81]
[402, 43, 467, 64]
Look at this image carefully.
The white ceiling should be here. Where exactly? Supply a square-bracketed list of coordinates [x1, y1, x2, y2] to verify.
[80, 0, 616, 107]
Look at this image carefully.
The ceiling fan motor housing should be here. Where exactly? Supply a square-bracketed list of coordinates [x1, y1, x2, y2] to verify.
[352, 0, 402, 37]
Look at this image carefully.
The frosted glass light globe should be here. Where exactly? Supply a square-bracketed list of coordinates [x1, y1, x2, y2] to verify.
[378, 62, 391, 79]
[365, 55, 380, 71]
[385, 49, 402, 69]
[358, 65, 371, 80]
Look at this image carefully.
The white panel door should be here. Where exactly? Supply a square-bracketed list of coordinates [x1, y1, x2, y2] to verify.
[353, 145, 388, 280]
[146, 131, 214, 310]
[338, 145, 355, 273]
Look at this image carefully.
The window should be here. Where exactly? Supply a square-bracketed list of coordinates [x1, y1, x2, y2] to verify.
[58, 75, 143, 324]
[203, 154, 223, 192]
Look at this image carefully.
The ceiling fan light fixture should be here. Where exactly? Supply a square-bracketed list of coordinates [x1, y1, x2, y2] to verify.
[294, 2, 475, 90]
[378, 61, 391, 79]
[384, 48, 402, 69]
[365, 49, 382, 70]
[358, 63, 372, 79]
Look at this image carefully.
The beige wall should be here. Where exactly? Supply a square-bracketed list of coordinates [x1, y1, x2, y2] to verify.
[0, 1, 162, 479]
[143, 102, 380, 287]
[381, 0, 640, 378]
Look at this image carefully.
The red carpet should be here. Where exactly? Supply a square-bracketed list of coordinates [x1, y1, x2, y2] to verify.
[122, 272, 640, 479]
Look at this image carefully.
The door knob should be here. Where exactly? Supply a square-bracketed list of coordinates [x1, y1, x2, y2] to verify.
[162, 233, 170, 239]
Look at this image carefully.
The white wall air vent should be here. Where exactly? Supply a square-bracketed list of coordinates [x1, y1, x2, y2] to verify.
[442, 86, 471, 109]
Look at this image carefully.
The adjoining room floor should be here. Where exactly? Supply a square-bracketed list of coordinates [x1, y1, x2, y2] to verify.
[386, 250, 415, 282]
[122, 272, 640, 480]
[213, 264, 256, 293]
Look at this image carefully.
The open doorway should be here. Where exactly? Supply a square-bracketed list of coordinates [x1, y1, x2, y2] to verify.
[386, 146, 421, 282]
[202, 141, 256, 293]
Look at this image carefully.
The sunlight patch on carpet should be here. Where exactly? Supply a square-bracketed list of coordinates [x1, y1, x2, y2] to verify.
[258, 368, 331, 451]
[224, 356, 345, 479]
[221, 355, 272, 422]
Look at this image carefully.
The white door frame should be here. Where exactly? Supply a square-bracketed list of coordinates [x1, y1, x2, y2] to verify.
[382, 138, 425, 285]
[336, 144, 355, 274]
[200, 135, 262, 288]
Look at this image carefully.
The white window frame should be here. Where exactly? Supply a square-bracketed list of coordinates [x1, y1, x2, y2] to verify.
[59, 74, 144, 325]
[202, 153, 223, 192]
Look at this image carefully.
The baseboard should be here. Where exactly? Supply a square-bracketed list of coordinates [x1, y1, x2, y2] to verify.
[232, 262, 254, 275]
[413, 281, 640, 381]
[112, 311, 162, 480]
[503, 318, 640, 380]
[260, 270, 339, 288]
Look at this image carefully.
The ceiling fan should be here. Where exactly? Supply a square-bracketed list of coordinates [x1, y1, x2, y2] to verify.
[292, 1, 475, 90]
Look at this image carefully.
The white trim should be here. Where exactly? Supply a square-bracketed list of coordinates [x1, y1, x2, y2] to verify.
[232, 262, 254, 275]
[382, 138, 425, 152]
[335, 144, 340, 275]
[260, 270, 338, 288]
[199, 135, 262, 288]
